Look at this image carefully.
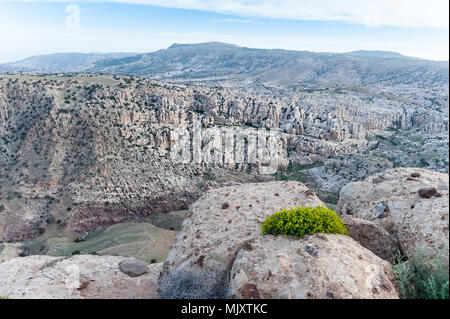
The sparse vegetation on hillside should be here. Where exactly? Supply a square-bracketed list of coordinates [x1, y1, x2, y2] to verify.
[202, 172, 214, 181]
[392, 248, 449, 299]
[31, 222, 178, 264]
[261, 206, 348, 239]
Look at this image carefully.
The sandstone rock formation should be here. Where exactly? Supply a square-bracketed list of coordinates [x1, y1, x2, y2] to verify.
[0, 179, 412, 299]
[0, 255, 161, 299]
[158, 180, 400, 299]
[0, 74, 447, 242]
[227, 234, 399, 299]
[158, 181, 325, 298]
[337, 168, 449, 259]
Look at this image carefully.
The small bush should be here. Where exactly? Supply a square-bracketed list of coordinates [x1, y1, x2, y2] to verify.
[261, 206, 348, 239]
[159, 269, 225, 299]
[46, 215, 55, 224]
[392, 248, 449, 299]
[202, 172, 214, 181]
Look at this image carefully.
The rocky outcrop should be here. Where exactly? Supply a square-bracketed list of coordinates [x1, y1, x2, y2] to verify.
[158, 180, 400, 299]
[1, 180, 407, 299]
[0, 75, 447, 241]
[0, 255, 161, 299]
[158, 181, 325, 298]
[0, 75, 367, 241]
[341, 215, 400, 262]
[228, 234, 399, 299]
[337, 168, 449, 259]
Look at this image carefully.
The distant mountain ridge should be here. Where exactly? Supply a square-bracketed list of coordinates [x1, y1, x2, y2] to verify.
[346, 50, 411, 59]
[0, 52, 136, 73]
[1, 42, 448, 86]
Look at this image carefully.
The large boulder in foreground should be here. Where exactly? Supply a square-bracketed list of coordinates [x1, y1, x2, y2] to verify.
[337, 168, 449, 259]
[158, 181, 325, 298]
[0, 255, 161, 299]
[228, 234, 399, 299]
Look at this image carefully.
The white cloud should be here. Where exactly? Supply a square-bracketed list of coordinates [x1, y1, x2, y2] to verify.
[7, 0, 449, 28]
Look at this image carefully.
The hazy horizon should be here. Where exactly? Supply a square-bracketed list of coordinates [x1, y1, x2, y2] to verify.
[0, 0, 448, 63]
[2, 41, 449, 65]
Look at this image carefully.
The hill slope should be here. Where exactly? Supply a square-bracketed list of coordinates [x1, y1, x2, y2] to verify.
[1, 43, 447, 87]
[0, 52, 136, 73]
[87, 42, 449, 87]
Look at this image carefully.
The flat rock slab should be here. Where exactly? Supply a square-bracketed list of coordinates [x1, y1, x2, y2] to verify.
[119, 260, 149, 277]
[0, 255, 161, 299]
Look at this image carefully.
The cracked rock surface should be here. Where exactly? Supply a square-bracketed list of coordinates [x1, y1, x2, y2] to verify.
[158, 181, 324, 298]
[0, 255, 161, 299]
[227, 234, 399, 299]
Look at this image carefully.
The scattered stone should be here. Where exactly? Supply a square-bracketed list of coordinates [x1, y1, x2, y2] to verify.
[305, 245, 319, 257]
[375, 202, 390, 218]
[77, 275, 90, 290]
[241, 284, 260, 299]
[119, 260, 149, 277]
[304, 190, 316, 197]
[418, 187, 438, 199]
[372, 176, 385, 183]
[221, 202, 230, 209]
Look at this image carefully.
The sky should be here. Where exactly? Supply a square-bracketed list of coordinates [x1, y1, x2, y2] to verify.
[0, 0, 448, 63]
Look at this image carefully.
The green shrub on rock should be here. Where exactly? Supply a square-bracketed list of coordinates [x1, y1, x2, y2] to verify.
[261, 206, 348, 239]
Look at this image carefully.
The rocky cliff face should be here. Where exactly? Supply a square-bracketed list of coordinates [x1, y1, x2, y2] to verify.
[0, 74, 448, 241]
